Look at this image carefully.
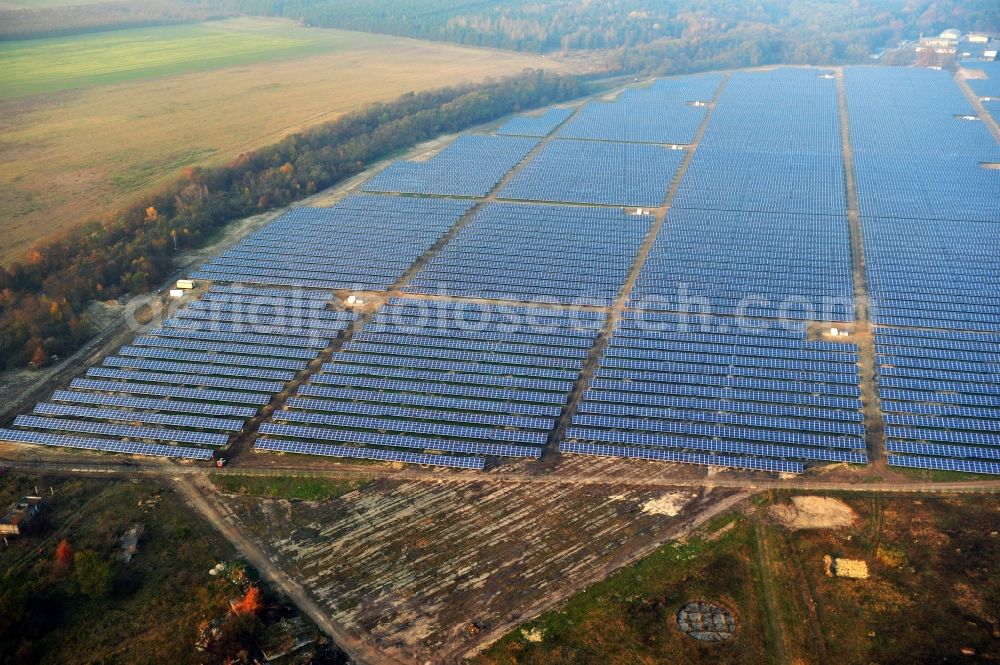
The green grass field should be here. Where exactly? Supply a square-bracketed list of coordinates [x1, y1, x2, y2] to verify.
[0, 17, 379, 99]
[210, 474, 372, 501]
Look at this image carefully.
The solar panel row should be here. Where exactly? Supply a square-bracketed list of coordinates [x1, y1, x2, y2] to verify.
[5, 284, 354, 460]
[405, 203, 653, 306]
[195, 195, 473, 291]
[846, 66, 1000, 222]
[498, 139, 684, 206]
[674, 69, 845, 215]
[557, 74, 722, 144]
[561, 313, 864, 472]
[498, 107, 575, 137]
[876, 328, 1000, 475]
[252, 301, 602, 467]
[362, 135, 539, 197]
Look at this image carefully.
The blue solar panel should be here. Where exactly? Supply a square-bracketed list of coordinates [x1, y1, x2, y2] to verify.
[0, 428, 213, 460]
[571, 415, 862, 449]
[206, 285, 334, 301]
[630, 208, 854, 321]
[86, 368, 283, 394]
[566, 426, 865, 463]
[560, 441, 803, 473]
[499, 139, 684, 206]
[887, 440, 1000, 460]
[588, 378, 860, 410]
[583, 389, 862, 422]
[673, 69, 844, 216]
[338, 343, 582, 371]
[14, 415, 229, 446]
[266, 412, 546, 445]
[578, 401, 863, 435]
[148, 327, 331, 350]
[405, 203, 651, 305]
[846, 67, 1000, 223]
[287, 391, 560, 417]
[51, 390, 256, 418]
[558, 74, 721, 144]
[133, 336, 317, 360]
[255, 437, 485, 469]
[363, 135, 538, 197]
[259, 423, 539, 459]
[300, 378, 566, 405]
[70, 379, 272, 405]
[199, 292, 331, 310]
[162, 318, 342, 341]
[33, 403, 242, 432]
[118, 346, 306, 371]
[350, 331, 590, 359]
[103, 356, 295, 382]
[597, 361, 859, 386]
[888, 454, 1000, 476]
[325, 354, 576, 380]
[195, 195, 473, 291]
[274, 400, 553, 431]
[360, 323, 595, 348]
[498, 107, 574, 137]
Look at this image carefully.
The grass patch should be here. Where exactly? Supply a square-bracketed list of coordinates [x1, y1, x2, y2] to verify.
[210, 474, 371, 501]
[0, 17, 359, 99]
[476, 514, 767, 665]
[889, 466, 990, 482]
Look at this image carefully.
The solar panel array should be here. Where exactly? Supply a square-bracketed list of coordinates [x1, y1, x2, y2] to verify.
[498, 139, 685, 206]
[404, 203, 654, 306]
[864, 217, 1000, 330]
[674, 69, 845, 215]
[965, 61, 1000, 99]
[559, 313, 866, 473]
[192, 195, 473, 291]
[986, 98, 1000, 125]
[876, 328, 1000, 475]
[254, 300, 604, 469]
[2, 286, 356, 460]
[630, 209, 855, 321]
[497, 108, 575, 137]
[845, 66, 1000, 222]
[361, 135, 539, 197]
[557, 74, 722, 144]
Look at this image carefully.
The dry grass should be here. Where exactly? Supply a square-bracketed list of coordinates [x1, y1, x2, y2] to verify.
[0, 19, 568, 264]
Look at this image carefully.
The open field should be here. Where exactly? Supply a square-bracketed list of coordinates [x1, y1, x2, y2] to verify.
[480, 493, 1000, 664]
[0, 17, 569, 264]
[214, 467, 748, 663]
[0, 17, 371, 99]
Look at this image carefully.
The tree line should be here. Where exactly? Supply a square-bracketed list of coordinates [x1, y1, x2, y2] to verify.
[0, 1, 231, 40]
[0, 70, 582, 370]
[220, 0, 1000, 61]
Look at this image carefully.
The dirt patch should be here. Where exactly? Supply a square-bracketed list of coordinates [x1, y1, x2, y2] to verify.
[640, 491, 696, 517]
[769, 496, 858, 530]
[218, 480, 743, 663]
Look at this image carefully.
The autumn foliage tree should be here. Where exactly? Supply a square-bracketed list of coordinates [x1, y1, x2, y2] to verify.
[30, 345, 48, 369]
[55, 539, 73, 567]
[231, 586, 263, 615]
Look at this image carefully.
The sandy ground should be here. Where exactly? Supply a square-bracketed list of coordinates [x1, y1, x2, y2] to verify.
[769, 496, 859, 530]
